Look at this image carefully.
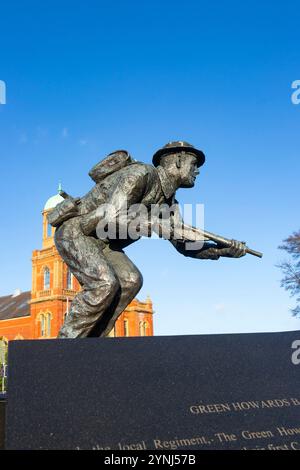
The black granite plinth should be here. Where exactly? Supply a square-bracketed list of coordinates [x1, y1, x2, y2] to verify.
[5, 331, 300, 450]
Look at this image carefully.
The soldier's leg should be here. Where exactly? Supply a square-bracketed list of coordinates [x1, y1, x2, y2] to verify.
[55, 225, 121, 338]
[89, 245, 143, 337]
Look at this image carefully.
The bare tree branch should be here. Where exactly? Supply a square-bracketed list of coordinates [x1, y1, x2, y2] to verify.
[278, 229, 300, 318]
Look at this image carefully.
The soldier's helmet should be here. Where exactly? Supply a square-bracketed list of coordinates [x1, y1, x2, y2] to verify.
[152, 141, 205, 167]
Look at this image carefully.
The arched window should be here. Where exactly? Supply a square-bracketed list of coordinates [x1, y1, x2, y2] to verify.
[67, 268, 73, 289]
[40, 314, 46, 337]
[124, 319, 129, 337]
[139, 321, 148, 337]
[47, 222, 52, 238]
[47, 313, 51, 337]
[43, 267, 50, 290]
[40, 313, 51, 337]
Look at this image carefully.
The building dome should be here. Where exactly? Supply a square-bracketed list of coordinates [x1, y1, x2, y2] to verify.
[44, 193, 64, 211]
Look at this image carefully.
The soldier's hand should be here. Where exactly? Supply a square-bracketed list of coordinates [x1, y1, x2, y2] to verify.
[217, 240, 247, 258]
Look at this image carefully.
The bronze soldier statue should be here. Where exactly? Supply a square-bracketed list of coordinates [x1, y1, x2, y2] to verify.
[48, 141, 252, 339]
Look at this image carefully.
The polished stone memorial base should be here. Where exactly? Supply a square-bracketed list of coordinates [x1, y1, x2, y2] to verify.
[5, 331, 300, 450]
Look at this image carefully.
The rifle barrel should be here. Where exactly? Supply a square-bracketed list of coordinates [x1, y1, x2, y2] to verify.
[194, 228, 263, 258]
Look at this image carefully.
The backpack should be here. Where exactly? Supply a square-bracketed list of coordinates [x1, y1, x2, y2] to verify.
[47, 150, 134, 227]
[89, 150, 134, 183]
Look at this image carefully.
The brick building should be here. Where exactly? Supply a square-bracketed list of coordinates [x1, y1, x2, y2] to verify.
[0, 190, 153, 343]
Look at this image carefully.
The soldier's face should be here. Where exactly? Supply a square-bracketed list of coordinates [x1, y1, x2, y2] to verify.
[179, 154, 199, 188]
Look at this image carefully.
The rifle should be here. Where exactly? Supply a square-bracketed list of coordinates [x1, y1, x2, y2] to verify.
[189, 226, 263, 258]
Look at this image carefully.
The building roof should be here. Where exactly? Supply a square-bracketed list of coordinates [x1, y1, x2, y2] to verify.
[44, 193, 64, 211]
[0, 291, 30, 321]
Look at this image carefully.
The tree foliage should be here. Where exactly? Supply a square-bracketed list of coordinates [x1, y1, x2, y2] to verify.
[278, 230, 300, 317]
[0, 338, 8, 393]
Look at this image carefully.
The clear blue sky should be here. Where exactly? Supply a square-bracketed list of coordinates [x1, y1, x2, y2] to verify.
[0, 1, 299, 335]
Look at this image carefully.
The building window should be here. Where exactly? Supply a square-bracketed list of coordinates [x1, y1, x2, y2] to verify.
[124, 319, 129, 337]
[40, 313, 51, 337]
[47, 222, 52, 238]
[67, 268, 73, 289]
[43, 267, 50, 290]
[47, 313, 51, 337]
[139, 321, 148, 337]
[40, 314, 46, 337]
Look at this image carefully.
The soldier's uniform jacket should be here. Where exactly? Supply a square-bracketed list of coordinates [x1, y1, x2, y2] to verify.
[71, 162, 220, 260]
[79, 162, 173, 215]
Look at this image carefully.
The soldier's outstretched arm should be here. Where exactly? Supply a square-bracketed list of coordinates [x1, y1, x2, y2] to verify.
[169, 205, 246, 259]
[170, 239, 246, 260]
